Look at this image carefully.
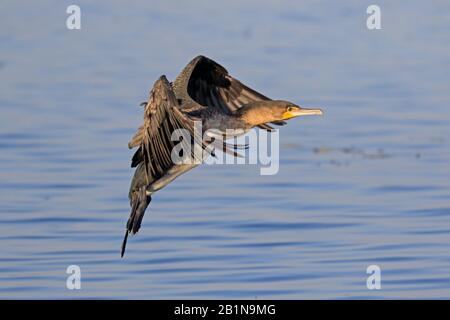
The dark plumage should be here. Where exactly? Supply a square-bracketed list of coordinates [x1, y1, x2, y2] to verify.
[121, 55, 323, 257]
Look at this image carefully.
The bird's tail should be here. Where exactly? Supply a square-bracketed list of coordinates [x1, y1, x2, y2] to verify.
[121, 187, 152, 257]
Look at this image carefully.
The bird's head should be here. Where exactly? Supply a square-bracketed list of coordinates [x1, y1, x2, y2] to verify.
[237, 100, 323, 127]
[270, 100, 324, 120]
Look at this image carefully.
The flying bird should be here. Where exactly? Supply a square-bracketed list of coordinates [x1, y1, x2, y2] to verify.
[121, 55, 323, 256]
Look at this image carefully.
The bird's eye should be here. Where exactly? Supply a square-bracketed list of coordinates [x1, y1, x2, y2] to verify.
[287, 106, 296, 112]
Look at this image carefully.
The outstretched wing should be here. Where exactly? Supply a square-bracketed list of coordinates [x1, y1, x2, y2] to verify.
[128, 75, 197, 186]
[185, 56, 286, 130]
[123, 76, 201, 256]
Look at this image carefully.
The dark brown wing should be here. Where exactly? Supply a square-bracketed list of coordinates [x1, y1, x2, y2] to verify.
[185, 56, 286, 130]
[123, 76, 201, 256]
[128, 75, 196, 186]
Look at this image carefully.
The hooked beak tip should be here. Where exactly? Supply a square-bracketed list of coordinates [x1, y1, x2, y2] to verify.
[313, 109, 324, 116]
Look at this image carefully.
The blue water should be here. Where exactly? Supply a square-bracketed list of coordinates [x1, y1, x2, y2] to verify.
[1, 0, 450, 299]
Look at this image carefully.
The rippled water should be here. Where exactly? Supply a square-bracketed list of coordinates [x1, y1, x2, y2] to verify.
[1, 0, 450, 299]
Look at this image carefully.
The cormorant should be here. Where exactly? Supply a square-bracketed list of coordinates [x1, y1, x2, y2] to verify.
[121, 55, 323, 256]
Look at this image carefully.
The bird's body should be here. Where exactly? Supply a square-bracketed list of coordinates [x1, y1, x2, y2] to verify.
[121, 55, 323, 256]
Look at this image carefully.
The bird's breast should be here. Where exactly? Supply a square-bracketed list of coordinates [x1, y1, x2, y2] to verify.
[203, 115, 249, 140]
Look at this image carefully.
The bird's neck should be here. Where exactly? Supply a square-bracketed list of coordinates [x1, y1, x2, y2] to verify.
[204, 101, 272, 133]
[233, 101, 273, 128]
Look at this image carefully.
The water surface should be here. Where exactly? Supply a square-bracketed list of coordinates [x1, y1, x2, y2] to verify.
[1, 0, 450, 299]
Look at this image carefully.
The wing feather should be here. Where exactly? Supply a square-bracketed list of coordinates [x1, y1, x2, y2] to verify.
[186, 56, 286, 129]
[128, 76, 196, 184]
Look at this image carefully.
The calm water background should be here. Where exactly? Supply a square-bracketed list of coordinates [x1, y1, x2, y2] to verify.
[1, 0, 450, 299]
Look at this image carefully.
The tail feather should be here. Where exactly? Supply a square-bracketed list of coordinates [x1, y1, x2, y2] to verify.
[121, 187, 152, 257]
[121, 230, 129, 258]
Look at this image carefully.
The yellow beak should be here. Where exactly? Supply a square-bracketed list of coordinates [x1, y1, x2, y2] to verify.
[282, 108, 324, 120]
